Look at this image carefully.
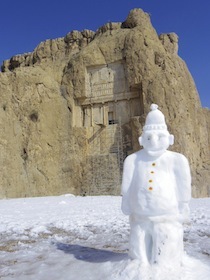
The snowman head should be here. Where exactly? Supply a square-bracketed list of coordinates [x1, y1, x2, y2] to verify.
[139, 104, 174, 156]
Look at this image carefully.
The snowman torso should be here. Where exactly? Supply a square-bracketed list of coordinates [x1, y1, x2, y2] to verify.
[128, 150, 179, 217]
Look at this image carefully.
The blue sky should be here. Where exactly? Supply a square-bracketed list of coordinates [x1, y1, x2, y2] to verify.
[0, 0, 209, 108]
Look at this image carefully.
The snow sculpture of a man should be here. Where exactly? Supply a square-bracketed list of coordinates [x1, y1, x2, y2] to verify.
[121, 104, 191, 265]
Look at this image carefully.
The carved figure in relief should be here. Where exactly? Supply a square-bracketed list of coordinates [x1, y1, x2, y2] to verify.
[121, 104, 191, 265]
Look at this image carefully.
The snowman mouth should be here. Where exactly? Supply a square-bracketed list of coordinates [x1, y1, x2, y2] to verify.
[146, 149, 167, 157]
[146, 145, 163, 151]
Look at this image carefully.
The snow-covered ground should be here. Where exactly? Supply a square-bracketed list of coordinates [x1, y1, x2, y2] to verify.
[0, 195, 209, 280]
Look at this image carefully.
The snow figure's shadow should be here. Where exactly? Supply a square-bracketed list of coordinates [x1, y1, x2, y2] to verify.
[56, 243, 128, 263]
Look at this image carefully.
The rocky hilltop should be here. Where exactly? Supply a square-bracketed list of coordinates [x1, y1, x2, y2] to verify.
[0, 9, 209, 198]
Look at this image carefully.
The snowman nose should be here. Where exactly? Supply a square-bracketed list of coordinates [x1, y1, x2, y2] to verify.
[150, 134, 159, 143]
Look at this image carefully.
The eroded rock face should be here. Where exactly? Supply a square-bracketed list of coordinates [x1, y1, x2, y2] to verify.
[0, 8, 209, 198]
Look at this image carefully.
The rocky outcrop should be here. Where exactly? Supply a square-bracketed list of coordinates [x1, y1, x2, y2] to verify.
[0, 8, 209, 198]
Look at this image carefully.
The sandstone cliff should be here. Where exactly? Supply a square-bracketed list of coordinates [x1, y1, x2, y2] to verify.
[0, 9, 209, 198]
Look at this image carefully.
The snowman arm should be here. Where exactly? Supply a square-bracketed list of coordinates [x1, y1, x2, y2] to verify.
[175, 154, 191, 203]
[121, 155, 135, 215]
[121, 155, 135, 195]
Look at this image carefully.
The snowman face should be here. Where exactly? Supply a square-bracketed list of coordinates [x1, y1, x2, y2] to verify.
[140, 130, 173, 153]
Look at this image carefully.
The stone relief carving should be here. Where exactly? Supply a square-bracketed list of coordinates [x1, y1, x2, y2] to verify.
[85, 62, 127, 100]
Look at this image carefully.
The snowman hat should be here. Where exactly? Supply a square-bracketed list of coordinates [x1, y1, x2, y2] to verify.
[143, 104, 168, 131]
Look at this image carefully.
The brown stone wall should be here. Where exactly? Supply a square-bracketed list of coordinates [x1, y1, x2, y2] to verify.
[0, 8, 209, 198]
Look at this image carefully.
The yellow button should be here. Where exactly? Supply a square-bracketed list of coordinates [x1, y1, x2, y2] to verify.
[149, 180, 153, 183]
[151, 171, 154, 174]
[148, 187, 153, 191]
[152, 163, 156, 166]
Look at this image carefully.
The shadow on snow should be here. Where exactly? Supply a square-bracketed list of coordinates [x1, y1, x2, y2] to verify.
[56, 243, 128, 263]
